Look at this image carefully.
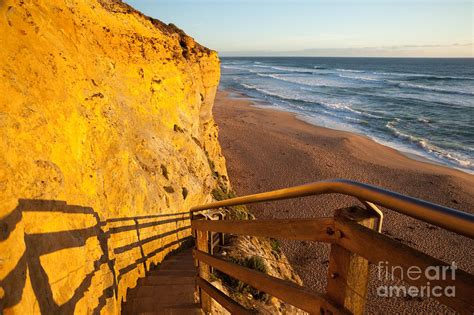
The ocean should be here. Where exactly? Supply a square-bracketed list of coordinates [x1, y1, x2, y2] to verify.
[220, 57, 474, 173]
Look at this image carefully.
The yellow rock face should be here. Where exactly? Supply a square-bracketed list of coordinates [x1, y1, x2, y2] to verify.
[0, 0, 227, 313]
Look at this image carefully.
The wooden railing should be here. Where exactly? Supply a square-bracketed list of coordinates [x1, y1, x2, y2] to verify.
[190, 179, 474, 315]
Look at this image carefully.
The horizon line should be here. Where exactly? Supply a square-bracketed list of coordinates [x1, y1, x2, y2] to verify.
[218, 55, 474, 58]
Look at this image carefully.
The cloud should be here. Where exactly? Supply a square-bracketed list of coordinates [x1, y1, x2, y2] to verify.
[363, 43, 473, 49]
[220, 42, 474, 57]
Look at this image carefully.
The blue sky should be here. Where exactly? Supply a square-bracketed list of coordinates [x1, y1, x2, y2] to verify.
[125, 0, 473, 57]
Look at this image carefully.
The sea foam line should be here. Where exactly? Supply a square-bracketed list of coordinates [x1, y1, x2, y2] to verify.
[386, 120, 472, 169]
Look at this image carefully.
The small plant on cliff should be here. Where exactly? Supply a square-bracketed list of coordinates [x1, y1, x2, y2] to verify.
[270, 238, 281, 256]
[203, 150, 219, 178]
[211, 186, 252, 220]
[211, 187, 228, 201]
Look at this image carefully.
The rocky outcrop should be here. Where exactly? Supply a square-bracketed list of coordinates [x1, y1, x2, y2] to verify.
[0, 0, 228, 313]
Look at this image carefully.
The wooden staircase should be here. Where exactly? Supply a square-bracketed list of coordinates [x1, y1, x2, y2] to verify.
[122, 249, 202, 315]
[121, 179, 474, 315]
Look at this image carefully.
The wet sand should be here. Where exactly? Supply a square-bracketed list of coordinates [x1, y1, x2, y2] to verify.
[214, 89, 473, 313]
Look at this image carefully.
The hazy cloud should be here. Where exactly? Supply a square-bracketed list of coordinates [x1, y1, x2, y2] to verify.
[220, 42, 473, 57]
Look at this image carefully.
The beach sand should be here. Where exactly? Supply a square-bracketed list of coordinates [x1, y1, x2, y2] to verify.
[214, 89, 474, 313]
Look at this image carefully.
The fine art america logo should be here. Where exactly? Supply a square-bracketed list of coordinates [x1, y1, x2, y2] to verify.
[376, 261, 457, 298]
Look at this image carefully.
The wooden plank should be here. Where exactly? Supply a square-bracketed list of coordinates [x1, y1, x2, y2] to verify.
[192, 218, 336, 242]
[326, 207, 376, 314]
[193, 249, 348, 314]
[335, 218, 474, 314]
[196, 276, 253, 315]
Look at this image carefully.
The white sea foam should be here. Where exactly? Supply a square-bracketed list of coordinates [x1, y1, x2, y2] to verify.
[386, 120, 472, 168]
[270, 66, 316, 73]
[337, 74, 381, 82]
[241, 83, 312, 103]
[397, 82, 474, 96]
[417, 117, 432, 124]
[241, 82, 371, 119]
[221, 65, 252, 71]
[256, 73, 355, 88]
[336, 68, 365, 73]
[374, 71, 474, 81]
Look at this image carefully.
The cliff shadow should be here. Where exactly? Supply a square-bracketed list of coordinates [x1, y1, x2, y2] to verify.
[0, 199, 192, 315]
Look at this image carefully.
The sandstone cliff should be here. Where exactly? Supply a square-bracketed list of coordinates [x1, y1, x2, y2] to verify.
[0, 0, 228, 313]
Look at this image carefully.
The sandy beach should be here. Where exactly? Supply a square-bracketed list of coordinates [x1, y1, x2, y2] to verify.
[214, 89, 474, 312]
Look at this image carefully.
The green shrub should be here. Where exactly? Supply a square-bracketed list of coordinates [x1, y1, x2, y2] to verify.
[270, 238, 281, 256]
[211, 187, 227, 201]
[211, 187, 252, 220]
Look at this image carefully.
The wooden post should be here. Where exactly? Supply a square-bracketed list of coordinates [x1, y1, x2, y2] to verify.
[196, 228, 212, 313]
[326, 206, 377, 314]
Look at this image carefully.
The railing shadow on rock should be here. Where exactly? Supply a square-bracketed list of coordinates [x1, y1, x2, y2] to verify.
[0, 199, 191, 315]
[190, 179, 474, 315]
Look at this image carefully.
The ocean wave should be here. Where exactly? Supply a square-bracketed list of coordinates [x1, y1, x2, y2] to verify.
[417, 117, 432, 124]
[396, 82, 474, 96]
[336, 68, 365, 73]
[386, 120, 472, 168]
[241, 83, 257, 89]
[374, 71, 474, 81]
[221, 65, 253, 72]
[405, 75, 474, 81]
[241, 82, 375, 119]
[269, 65, 317, 74]
[241, 83, 313, 103]
[256, 73, 355, 88]
[324, 101, 360, 113]
[256, 73, 278, 79]
[337, 74, 381, 82]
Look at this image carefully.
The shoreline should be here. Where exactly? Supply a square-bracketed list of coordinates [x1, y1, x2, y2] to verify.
[224, 88, 468, 174]
[216, 88, 474, 201]
[214, 88, 473, 313]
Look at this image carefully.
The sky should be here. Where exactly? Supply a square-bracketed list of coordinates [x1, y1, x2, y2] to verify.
[125, 0, 473, 57]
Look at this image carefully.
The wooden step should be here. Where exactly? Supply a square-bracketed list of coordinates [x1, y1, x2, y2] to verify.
[134, 284, 195, 298]
[147, 269, 197, 277]
[158, 261, 195, 270]
[168, 252, 193, 259]
[132, 296, 197, 313]
[127, 282, 196, 299]
[139, 303, 202, 315]
[122, 300, 134, 315]
[138, 275, 195, 286]
[122, 248, 200, 315]
[160, 256, 193, 262]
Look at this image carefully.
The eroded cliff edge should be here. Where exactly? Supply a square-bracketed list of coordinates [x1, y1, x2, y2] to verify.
[0, 0, 228, 313]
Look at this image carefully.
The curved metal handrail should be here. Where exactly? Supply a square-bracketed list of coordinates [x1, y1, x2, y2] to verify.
[191, 179, 474, 239]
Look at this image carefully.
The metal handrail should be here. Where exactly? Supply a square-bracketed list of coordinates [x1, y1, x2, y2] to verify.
[191, 179, 474, 239]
